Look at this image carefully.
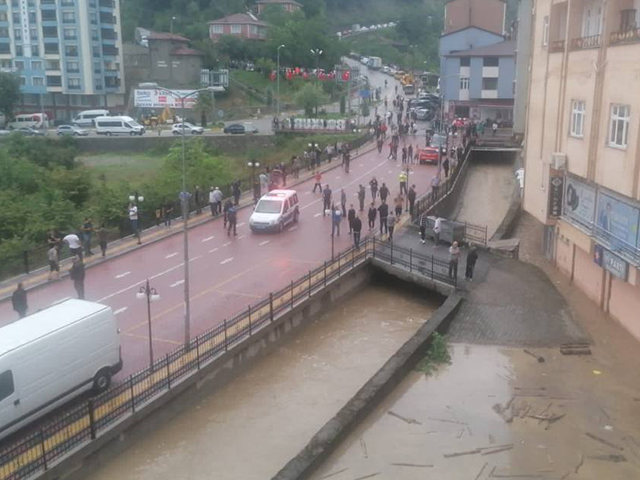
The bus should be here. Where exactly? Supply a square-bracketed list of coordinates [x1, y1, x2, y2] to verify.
[7, 113, 49, 130]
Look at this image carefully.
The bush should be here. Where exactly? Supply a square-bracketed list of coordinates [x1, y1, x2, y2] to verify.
[416, 333, 451, 376]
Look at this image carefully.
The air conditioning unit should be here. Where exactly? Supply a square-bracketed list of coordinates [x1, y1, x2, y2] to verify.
[550, 152, 567, 170]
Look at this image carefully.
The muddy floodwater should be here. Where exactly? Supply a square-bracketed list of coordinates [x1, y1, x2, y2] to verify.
[88, 283, 441, 480]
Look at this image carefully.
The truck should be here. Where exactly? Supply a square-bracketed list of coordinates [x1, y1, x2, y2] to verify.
[0, 299, 122, 440]
[368, 57, 382, 70]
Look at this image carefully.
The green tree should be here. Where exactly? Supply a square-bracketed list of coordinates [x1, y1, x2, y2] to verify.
[193, 91, 215, 126]
[256, 57, 276, 78]
[0, 72, 21, 120]
[295, 84, 328, 116]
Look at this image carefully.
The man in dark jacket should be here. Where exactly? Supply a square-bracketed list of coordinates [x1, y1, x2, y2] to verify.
[70, 257, 85, 300]
[465, 246, 479, 281]
[358, 185, 366, 211]
[223, 198, 234, 228]
[378, 201, 389, 235]
[379, 183, 389, 203]
[227, 205, 238, 236]
[347, 204, 357, 234]
[12, 283, 28, 318]
[368, 203, 377, 230]
[322, 185, 332, 216]
[232, 181, 242, 206]
[352, 214, 363, 249]
[194, 186, 203, 214]
[407, 185, 417, 216]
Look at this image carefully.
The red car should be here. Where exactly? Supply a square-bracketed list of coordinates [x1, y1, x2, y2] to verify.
[418, 146, 439, 164]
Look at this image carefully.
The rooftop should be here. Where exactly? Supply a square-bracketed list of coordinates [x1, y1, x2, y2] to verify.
[147, 32, 190, 43]
[208, 12, 268, 26]
[447, 40, 516, 57]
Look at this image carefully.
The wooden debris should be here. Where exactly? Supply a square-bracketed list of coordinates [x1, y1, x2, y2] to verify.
[428, 416, 467, 425]
[489, 466, 497, 477]
[488, 434, 496, 445]
[589, 454, 627, 463]
[388, 411, 422, 425]
[504, 395, 516, 411]
[482, 445, 515, 456]
[523, 349, 545, 363]
[492, 403, 514, 423]
[457, 428, 465, 438]
[353, 473, 379, 480]
[560, 343, 591, 355]
[359, 438, 368, 459]
[526, 413, 565, 430]
[474, 462, 488, 480]
[493, 475, 541, 478]
[320, 468, 349, 479]
[468, 425, 473, 436]
[390, 463, 433, 468]
[585, 432, 625, 451]
[479, 444, 514, 451]
[560, 472, 570, 480]
[575, 454, 584, 474]
[443, 448, 481, 458]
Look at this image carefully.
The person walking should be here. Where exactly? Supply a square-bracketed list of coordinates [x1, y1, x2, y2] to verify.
[394, 194, 403, 217]
[347, 204, 357, 234]
[379, 183, 389, 203]
[407, 144, 413, 164]
[63, 231, 83, 258]
[313, 171, 323, 193]
[401, 146, 407, 164]
[340, 189, 347, 217]
[322, 184, 332, 216]
[223, 198, 233, 228]
[232, 181, 241, 206]
[408, 185, 416, 216]
[97, 224, 108, 257]
[209, 187, 216, 216]
[194, 185, 203, 214]
[12, 283, 28, 319]
[81, 217, 94, 256]
[129, 203, 141, 245]
[378, 200, 389, 235]
[492, 122, 498, 136]
[419, 214, 428, 244]
[387, 211, 396, 241]
[465, 246, 479, 281]
[163, 198, 174, 227]
[443, 157, 450, 178]
[343, 150, 351, 173]
[70, 256, 86, 300]
[433, 216, 442, 247]
[368, 203, 377, 230]
[377, 137, 384, 153]
[369, 177, 379, 201]
[212, 187, 223, 215]
[227, 204, 238, 236]
[48, 244, 59, 280]
[352, 214, 363, 248]
[358, 184, 366, 211]
[398, 170, 408, 195]
[260, 171, 269, 195]
[431, 175, 440, 201]
[331, 205, 342, 237]
[448, 241, 461, 279]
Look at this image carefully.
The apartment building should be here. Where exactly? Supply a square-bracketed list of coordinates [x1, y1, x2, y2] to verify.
[208, 13, 268, 43]
[523, 0, 640, 339]
[0, 0, 125, 122]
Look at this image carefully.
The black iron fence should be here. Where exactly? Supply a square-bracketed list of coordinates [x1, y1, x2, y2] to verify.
[0, 234, 453, 480]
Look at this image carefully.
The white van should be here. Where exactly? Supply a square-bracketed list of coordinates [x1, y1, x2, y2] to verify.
[0, 299, 122, 440]
[249, 190, 300, 233]
[7, 113, 49, 130]
[95, 116, 145, 136]
[72, 109, 110, 127]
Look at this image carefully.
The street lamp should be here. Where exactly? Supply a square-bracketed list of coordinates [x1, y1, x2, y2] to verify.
[248, 160, 261, 203]
[136, 279, 161, 369]
[276, 44, 285, 118]
[170, 16, 177, 34]
[129, 191, 144, 205]
[310, 48, 323, 115]
[138, 82, 217, 349]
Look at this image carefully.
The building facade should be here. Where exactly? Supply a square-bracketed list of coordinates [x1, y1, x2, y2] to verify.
[444, 0, 507, 36]
[523, 0, 640, 339]
[208, 13, 268, 42]
[255, 0, 302, 15]
[0, 0, 125, 122]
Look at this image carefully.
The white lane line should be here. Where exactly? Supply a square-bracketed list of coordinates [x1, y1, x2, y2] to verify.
[115, 271, 131, 279]
[113, 307, 128, 316]
[237, 222, 245, 227]
[335, 176, 341, 180]
[220, 257, 234, 265]
[223, 242, 231, 247]
[98, 263, 184, 302]
[314, 212, 322, 217]
[388, 170, 393, 173]
[237, 234, 246, 239]
[202, 236, 214, 243]
[288, 226, 298, 231]
[165, 252, 179, 259]
[189, 255, 202, 262]
[259, 240, 270, 246]
[305, 191, 313, 195]
[50, 296, 71, 306]
[209, 248, 219, 253]
[359, 163, 364, 166]
[170, 279, 185, 288]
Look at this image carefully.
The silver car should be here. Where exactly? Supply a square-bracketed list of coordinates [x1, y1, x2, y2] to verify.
[57, 125, 89, 136]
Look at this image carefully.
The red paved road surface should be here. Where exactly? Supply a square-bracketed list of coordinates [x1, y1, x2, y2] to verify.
[0, 142, 436, 378]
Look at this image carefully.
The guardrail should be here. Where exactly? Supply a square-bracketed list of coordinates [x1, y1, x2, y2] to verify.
[0, 235, 454, 480]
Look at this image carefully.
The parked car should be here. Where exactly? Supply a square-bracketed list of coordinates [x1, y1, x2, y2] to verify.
[249, 190, 300, 233]
[224, 123, 259, 135]
[17, 126, 46, 136]
[172, 123, 204, 135]
[57, 125, 89, 136]
[415, 108, 433, 121]
[0, 130, 11, 136]
[418, 134, 448, 164]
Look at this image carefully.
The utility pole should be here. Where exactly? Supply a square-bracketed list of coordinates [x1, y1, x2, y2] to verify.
[277, 44, 285, 118]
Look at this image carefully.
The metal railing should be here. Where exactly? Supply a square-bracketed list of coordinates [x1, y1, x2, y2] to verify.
[570, 34, 601, 50]
[549, 39, 566, 53]
[0, 235, 454, 480]
[610, 27, 640, 45]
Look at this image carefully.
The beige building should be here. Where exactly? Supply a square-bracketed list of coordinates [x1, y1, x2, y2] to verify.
[523, 0, 640, 339]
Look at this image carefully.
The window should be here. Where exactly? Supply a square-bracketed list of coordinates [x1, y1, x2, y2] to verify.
[62, 11, 76, 24]
[95, 79, 103, 90]
[28, 12, 36, 24]
[31, 45, 39, 56]
[0, 371, 14, 402]
[65, 45, 78, 56]
[44, 42, 59, 54]
[459, 77, 470, 90]
[93, 61, 101, 74]
[570, 100, 586, 138]
[250, 25, 258, 35]
[482, 78, 498, 90]
[0, 60, 12, 69]
[66, 61, 79, 72]
[67, 77, 80, 89]
[483, 56, 499, 67]
[14, 60, 24, 70]
[460, 56, 470, 67]
[45, 59, 60, 70]
[19, 76, 26, 86]
[41, 10, 56, 21]
[63, 28, 77, 40]
[542, 16, 549, 46]
[0, 43, 10, 54]
[47, 75, 62, 87]
[0, 28, 7, 38]
[582, 3, 602, 37]
[0, 13, 6, 22]
[230, 24, 241, 34]
[30, 28, 38, 41]
[15, 45, 22, 56]
[43, 26, 58, 38]
[14, 29, 21, 40]
[90, 13, 97, 25]
[33, 76, 44, 86]
[609, 104, 630, 148]
[211, 24, 223, 34]
[12, 12, 20, 23]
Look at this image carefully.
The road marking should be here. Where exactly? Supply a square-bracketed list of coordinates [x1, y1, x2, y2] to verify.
[98, 262, 185, 302]
[314, 212, 322, 217]
[50, 296, 71, 306]
[335, 176, 341, 180]
[115, 271, 131, 279]
[237, 222, 245, 227]
[223, 241, 231, 247]
[113, 307, 128, 315]
[202, 236, 214, 242]
[189, 255, 202, 262]
[220, 257, 234, 265]
[388, 170, 393, 173]
[170, 280, 185, 288]
[359, 163, 364, 167]
[259, 240, 270, 246]
[288, 226, 298, 231]
[237, 234, 246, 239]
[165, 252, 179, 259]
[209, 248, 219, 253]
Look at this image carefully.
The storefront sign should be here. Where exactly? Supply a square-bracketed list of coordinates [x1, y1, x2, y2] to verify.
[594, 245, 629, 280]
[548, 170, 564, 218]
[563, 175, 596, 228]
[595, 190, 640, 250]
[20, 0, 32, 58]
[134, 89, 198, 109]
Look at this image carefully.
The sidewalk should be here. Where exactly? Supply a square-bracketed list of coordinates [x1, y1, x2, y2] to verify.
[0, 140, 376, 303]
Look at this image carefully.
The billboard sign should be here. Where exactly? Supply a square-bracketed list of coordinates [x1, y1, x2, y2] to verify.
[595, 190, 640, 249]
[563, 175, 596, 228]
[594, 244, 629, 280]
[134, 89, 199, 109]
[548, 170, 564, 218]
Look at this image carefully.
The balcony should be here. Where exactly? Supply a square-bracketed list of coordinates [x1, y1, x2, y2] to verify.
[549, 39, 565, 52]
[611, 27, 640, 45]
[570, 34, 601, 50]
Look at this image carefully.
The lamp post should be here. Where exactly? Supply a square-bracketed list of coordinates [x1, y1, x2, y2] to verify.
[170, 16, 177, 34]
[138, 82, 216, 349]
[276, 44, 285, 118]
[310, 48, 323, 115]
[136, 279, 161, 369]
[248, 160, 261, 203]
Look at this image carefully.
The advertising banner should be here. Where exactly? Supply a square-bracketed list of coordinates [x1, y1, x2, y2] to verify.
[594, 245, 629, 280]
[595, 190, 640, 249]
[134, 89, 198, 109]
[548, 170, 564, 218]
[563, 175, 596, 228]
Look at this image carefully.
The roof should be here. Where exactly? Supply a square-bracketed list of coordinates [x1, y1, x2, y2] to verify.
[208, 13, 268, 26]
[256, 0, 302, 5]
[440, 25, 505, 39]
[0, 299, 109, 357]
[147, 31, 190, 43]
[447, 40, 516, 57]
[172, 47, 204, 56]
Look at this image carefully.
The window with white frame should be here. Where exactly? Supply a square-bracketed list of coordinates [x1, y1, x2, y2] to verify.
[459, 77, 469, 90]
[609, 104, 630, 148]
[570, 100, 585, 137]
[542, 16, 549, 46]
[33, 76, 44, 86]
[230, 24, 241, 34]
[211, 24, 223, 34]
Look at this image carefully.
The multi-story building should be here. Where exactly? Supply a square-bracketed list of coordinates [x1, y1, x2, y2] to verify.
[208, 13, 268, 43]
[255, 0, 302, 15]
[0, 0, 125, 123]
[523, 0, 640, 339]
